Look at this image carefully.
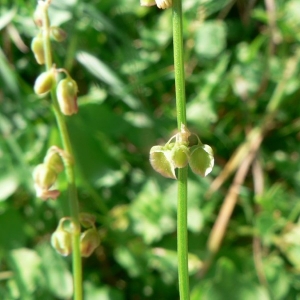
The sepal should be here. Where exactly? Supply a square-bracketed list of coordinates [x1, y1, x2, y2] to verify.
[149, 145, 176, 179]
[189, 144, 214, 177]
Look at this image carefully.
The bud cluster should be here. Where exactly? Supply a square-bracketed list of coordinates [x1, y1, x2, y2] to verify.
[150, 125, 214, 179]
[140, 0, 172, 9]
[31, 1, 78, 116]
[33, 146, 65, 200]
[51, 214, 100, 258]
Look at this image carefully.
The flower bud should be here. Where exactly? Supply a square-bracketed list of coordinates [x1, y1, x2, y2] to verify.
[33, 163, 57, 190]
[34, 69, 55, 95]
[140, 0, 156, 6]
[80, 228, 100, 257]
[31, 35, 45, 65]
[150, 146, 176, 179]
[44, 148, 64, 173]
[35, 188, 60, 200]
[79, 212, 97, 228]
[56, 77, 78, 115]
[50, 26, 67, 42]
[155, 0, 172, 9]
[171, 144, 190, 168]
[189, 144, 214, 177]
[51, 228, 72, 256]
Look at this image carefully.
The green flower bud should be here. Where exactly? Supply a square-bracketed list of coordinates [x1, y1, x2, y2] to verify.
[79, 212, 97, 228]
[150, 145, 176, 179]
[171, 144, 190, 168]
[50, 26, 67, 42]
[33, 163, 57, 190]
[36, 189, 60, 201]
[155, 0, 172, 9]
[44, 147, 64, 173]
[189, 144, 214, 177]
[31, 35, 45, 65]
[56, 77, 78, 115]
[80, 228, 100, 257]
[140, 0, 156, 6]
[51, 227, 72, 256]
[34, 69, 55, 95]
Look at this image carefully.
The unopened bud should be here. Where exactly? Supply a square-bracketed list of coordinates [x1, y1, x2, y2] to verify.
[34, 69, 55, 95]
[80, 228, 100, 257]
[31, 35, 45, 65]
[33, 163, 57, 190]
[140, 0, 156, 6]
[50, 26, 67, 42]
[56, 76, 78, 115]
[35, 188, 60, 200]
[44, 148, 64, 173]
[155, 0, 172, 9]
[51, 220, 72, 256]
[79, 213, 97, 228]
[171, 144, 189, 168]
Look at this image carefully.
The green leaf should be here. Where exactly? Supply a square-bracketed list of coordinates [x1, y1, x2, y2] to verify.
[76, 51, 140, 109]
[84, 282, 124, 300]
[0, 173, 19, 201]
[0, 8, 16, 31]
[195, 20, 227, 59]
[129, 180, 176, 244]
[0, 209, 27, 250]
[8, 248, 42, 298]
[37, 243, 73, 299]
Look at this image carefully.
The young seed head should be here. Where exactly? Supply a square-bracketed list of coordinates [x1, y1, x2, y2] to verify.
[155, 0, 172, 9]
[149, 145, 176, 179]
[50, 26, 67, 42]
[44, 148, 64, 173]
[51, 229, 72, 256]
[33, 163, 57, 190]
[140, 0, 156, 6]
[170, 144, 190, 169]
[34, 69, 55, 95]
[79, 212, 97, 228]
[56, 77, 78, 115]
[189, 144, 214, 177]
[31, 35, 45, 65]
[80, 228, 100, 257]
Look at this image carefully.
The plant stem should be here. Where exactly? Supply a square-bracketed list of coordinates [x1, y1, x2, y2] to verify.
[173, 0, 186, 128]
[41, 3, 82, 300]
[173, 0, 189, 299]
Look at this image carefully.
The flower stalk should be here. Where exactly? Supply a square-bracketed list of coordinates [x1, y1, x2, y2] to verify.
[173, 0, 189, 298]
[38, 1, 82, 299]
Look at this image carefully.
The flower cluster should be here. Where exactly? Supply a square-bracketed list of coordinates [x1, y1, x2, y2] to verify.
[51, 213, 100, 258]
[31, 1, 78, 116]
[140, 0, 172, 9]
[33, 146, 66, 200]
[150, 125, 214, 179]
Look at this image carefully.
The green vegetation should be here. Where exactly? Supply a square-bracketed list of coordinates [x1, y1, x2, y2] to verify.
[1, 0, 300, 299]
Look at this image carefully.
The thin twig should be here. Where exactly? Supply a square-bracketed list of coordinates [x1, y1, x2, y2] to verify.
[252, 158, 269, 289]
[207, 129, 263, 254]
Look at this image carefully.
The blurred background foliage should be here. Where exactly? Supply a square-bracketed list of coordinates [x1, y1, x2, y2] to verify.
[1, 0, 300, 299]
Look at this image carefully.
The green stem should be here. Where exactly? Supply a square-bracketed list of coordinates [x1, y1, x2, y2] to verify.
[173, 0, 189, 299]
[177, 167, 189, 299]
[41, 3, 82, 300]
